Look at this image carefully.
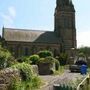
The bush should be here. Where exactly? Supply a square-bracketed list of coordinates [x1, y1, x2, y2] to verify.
[12, 62, 33, 81]
[38, 50, 53, 58]
[59, 53, 68, 66]
[11, 63, 42, 90]
[7, 56, 17, 67]
[38, 56, 54, 65]
[8, 76, 21, 90]
[17, 56, 30, 64]
[31, 76, 42, 89]
[29, 54, 40, 65]
[0, 45, 15, 69]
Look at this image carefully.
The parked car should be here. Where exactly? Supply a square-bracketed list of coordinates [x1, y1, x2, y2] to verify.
[69, 56, 87, 72]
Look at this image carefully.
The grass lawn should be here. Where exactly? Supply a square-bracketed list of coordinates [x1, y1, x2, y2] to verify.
[53, 65, 67, 75]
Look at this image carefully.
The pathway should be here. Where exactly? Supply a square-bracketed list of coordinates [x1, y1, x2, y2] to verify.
[39, 70, 86, 90]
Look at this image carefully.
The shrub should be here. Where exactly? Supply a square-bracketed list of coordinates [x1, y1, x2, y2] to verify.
[38, 50, 53, 58]
[0, 45, 15, 69]
[11, 63, 42, 90]
[59, 53, 68, 66]
[7, 56, 17, 67]
[29, 54, 40, 65]
[8, 76, 21, 90]
[38, 56, 55, 65]
[17, 56, 30, 64]
[12, 62, 33, 81]
[31, 76, 42, 89]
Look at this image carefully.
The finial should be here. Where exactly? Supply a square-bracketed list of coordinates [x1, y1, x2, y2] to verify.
[2, 25, 4, 30]
[69, 0, 72, 3]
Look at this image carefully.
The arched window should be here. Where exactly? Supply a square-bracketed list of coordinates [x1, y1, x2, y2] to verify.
[24, 47, 29, 56]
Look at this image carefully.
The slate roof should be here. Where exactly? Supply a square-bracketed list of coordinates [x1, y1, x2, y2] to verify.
[3, 28, 60, 44]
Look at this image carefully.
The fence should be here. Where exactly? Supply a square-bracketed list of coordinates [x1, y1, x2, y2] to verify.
[77, 74, 90, 90]
[53, 74, 90, 90]
[53, 84, 76, 90]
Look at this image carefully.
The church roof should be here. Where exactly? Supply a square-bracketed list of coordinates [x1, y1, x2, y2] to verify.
[3, 28, 60, 44]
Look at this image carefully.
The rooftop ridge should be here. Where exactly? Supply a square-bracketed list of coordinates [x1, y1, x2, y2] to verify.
[3, 27, 53, 32]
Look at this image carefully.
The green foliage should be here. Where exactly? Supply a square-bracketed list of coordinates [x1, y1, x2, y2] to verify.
[7, 56, 17, 67]
[78, 47, 90, 57]
[78, 52, 85, 57]
[9, 75, 42, 90]
[0, 45, 15, 69]
[38, 56, 55, 65]
[55, 59, 60, 70]
[22, 76, 42, 90]
[11, 63, 42, 90]
[12, 62, 33, 81]
[29, 54, 40, 65]
[38, 57, 56, 75]
[8, 76, 21, 90]
[17, 56, 30, 64]
[38, 50, 53, 58]
[31, 76, 42, 89]
[59, 53, 68, 66]
[53, 66, 65, 75]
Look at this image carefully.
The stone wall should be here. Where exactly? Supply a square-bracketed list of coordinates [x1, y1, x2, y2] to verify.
[0, 68, 21, 90]
[7, 41, 60, 57]
[0, 65, 39, 90]
[32, 65, 39, 75]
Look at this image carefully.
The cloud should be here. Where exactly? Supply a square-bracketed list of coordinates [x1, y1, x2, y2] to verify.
[8, 6, 16, 18]
[77, 30, 90, 47]
[0, 6, 16, 27]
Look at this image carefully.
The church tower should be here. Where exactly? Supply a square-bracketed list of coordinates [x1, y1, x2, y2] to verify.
[54, 0, 76, 53]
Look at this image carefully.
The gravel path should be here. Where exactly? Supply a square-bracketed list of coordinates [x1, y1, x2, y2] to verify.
[39, 70, 86, 90]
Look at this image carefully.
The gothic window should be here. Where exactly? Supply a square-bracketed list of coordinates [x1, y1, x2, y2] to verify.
[24, 47, 29, 56]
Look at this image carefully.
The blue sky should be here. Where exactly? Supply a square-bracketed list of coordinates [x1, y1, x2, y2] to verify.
[0, 0, 90, 47]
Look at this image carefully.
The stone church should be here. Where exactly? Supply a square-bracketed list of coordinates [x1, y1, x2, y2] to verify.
[2, 0, 76, 57]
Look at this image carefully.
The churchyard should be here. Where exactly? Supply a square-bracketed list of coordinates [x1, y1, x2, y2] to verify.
[0, 41, 90, 90]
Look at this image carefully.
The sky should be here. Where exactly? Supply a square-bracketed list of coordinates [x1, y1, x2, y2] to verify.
[0, 0, 90, 47]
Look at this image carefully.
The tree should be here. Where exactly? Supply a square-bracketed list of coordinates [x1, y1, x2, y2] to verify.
[77, 47, 90, 57]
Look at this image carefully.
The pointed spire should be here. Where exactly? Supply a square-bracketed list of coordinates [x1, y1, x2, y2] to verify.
[69, 0, 72, 4]
[2, 26, 5, 38]
[2, 26, 4, 30]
